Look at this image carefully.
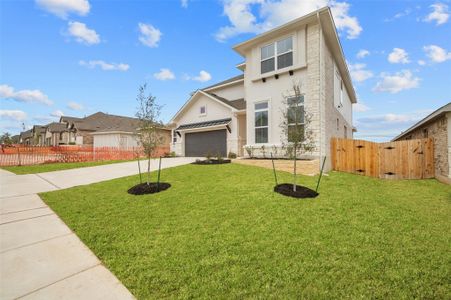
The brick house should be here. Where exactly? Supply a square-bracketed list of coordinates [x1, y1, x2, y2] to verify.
[393, 102, 451, 184]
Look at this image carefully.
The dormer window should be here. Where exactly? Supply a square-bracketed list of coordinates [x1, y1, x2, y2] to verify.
[200, 105, 206, 116]
[261, 36, 293, 74]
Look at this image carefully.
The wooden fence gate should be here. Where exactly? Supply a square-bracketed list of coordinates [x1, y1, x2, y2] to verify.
[331, 138, 434, 179]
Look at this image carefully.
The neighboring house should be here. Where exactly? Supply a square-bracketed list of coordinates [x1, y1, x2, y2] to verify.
[169, 6, 356, 171]
[393, 102, 451, 184]
[32, 125, 47, 146]
[45, 122, 71, 146]
[19, 130, 33, 145]
[19, 112, 170, 149]
[61, 112, 171, 149]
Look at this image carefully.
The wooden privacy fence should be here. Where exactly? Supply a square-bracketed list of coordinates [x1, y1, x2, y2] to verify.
[0, 145, 170, 166]
[331, 138, 434, 180]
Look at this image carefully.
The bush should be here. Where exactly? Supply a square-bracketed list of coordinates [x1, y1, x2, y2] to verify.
[228, 152, 237, 159]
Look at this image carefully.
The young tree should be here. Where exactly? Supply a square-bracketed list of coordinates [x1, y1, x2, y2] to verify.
[0, 133, 13, 146]
[135, 84, 164, 185]
[280, 82, 316, 192]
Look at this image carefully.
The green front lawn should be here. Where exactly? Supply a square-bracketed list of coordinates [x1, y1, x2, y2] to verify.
[2, 159, 136, 174]
[40, 164, 451, 299]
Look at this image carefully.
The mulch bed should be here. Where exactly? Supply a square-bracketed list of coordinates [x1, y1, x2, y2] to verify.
[192, 159, 231, 165]
[274, 183, 318, 199]
[128, 182, 171, 195]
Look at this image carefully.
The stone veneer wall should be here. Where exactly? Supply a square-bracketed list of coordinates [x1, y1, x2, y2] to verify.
[321, 34, 353, 171]
[397, 115, 449, 184]
[305, 22, 322, 159]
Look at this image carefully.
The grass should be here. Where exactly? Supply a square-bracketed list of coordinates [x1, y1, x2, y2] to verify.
[1, 159, 136, 174]
[40, 163, 451, 299]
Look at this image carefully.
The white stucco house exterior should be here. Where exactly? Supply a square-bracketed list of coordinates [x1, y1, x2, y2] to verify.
[169, 7, 357, 171]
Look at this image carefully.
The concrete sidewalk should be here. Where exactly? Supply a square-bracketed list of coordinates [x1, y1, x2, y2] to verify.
[0, 157, 195, 299]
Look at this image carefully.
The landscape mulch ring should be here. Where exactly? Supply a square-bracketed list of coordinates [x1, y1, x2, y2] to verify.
[274, 183, 318, 198]
[192, 159, 231, 165]
[128, 182, 171, 195]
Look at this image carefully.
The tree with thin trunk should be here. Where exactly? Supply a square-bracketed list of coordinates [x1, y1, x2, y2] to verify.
[280, 81, 316, 192]
[135, 84, 164, 185]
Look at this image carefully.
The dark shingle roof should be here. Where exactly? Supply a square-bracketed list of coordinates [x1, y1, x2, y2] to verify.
[202, 74, 244, 90]
[20, 130, 33, 139]
[33, 125, 47, 134]
[47, 122, 68, 132]
[205, 92, 246, 110]
[60, 116, 82, 123]
[392, 102, 451, 141]
[176, 118, 232, 130]
[63, 112, 167, 133]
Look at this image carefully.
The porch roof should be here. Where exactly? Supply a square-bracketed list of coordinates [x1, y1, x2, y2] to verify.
[176, 118, 232, 131]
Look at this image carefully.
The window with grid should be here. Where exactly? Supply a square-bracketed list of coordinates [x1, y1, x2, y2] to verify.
[287, 95, 305, 142]
[255, 102, 268, 143]
[260, 37, 293, 74]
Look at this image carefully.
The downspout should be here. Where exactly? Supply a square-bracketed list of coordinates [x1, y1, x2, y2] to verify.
[317, 11, 323, 169]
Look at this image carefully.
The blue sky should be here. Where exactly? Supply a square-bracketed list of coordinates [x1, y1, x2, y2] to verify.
[1, 0, 450, 141]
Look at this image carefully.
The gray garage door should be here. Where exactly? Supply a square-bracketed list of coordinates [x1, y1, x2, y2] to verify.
[185, 130, 227, 157]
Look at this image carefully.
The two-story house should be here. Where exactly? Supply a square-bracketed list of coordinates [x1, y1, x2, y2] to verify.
[169, 7, 357, 171]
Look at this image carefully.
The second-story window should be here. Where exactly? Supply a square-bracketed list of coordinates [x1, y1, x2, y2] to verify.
[260, 36, 293, 74]
[277, 37, 293, 69]
[261, 44, 275, 73]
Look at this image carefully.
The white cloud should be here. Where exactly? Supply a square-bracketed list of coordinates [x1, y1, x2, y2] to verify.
[329, 1, 362, 39]
[384, 8, 412, 22]
[417, 59, 426, 66]
[36, 0, 90, 19]
[191, 70, 212, 82]
[0, 110, 27, 121]
[215, 0, 362, 41]
[356, 49, 370, 59]
[373, 70, 420, 93]
[424, 3, 449, 25]
[353, 102, 370, 112]
[348, 63, 373, 82]
[181, 0, 188, 8]
[388, 48, 410, 64]
[79, 60, 130, 71]
[138, 23, 162, 48]
[153, 68, 176, 80]
[67, 21, 100, 45]
[67, 101, 83, 111]
[51, 110, 64, 117]
[357, 110, 432, 125]
[0, 84, 53, 105]
[423, 45, 451, 63]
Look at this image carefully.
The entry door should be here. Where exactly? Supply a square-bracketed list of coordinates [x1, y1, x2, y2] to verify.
[185, 130, 227, 157]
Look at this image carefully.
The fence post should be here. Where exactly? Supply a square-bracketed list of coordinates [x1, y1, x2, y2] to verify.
[17, 147, 21, 166]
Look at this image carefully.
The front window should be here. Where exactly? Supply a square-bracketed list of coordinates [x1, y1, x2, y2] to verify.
[200, 105, 206, 116]
[260, 36, 293, 74]
[287, 95, 305, 143]
[255, 102, 268, 143]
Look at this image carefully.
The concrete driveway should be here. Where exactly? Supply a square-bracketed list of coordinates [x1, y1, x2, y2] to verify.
[0, 157, 195, 299]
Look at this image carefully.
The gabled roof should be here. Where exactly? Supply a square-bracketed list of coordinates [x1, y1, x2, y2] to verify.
[47, 122, 68, 133]
[392, 102, 451, 141]
[33, 125, 47, 134]
[20, 130, 33, 139]
[60, 116, 82, 123]
[170, 90, 241, 123]
[62, 112, 168, 134]
[205, 92, 246, 110]
[232, 6, 357, 104]
[202, 74, 244, 91]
